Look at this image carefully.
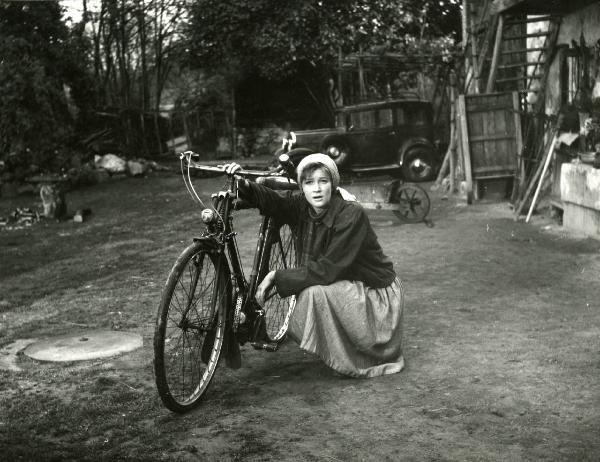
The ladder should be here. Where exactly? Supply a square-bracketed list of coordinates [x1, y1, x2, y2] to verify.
[486, 13, 561, 99]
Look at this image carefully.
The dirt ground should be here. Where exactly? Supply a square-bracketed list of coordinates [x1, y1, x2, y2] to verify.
[1, 163, 599, 461]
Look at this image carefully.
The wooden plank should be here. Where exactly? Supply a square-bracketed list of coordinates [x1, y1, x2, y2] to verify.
[511, 91, 524, 202]
[486, 14, 505, 93]
[458, 95, 474, 204]
[469, 133, 518, 142]
[474, 165, 517, 173]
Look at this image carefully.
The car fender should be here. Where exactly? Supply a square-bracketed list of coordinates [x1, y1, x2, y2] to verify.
[319, 135, 353, 168]
[398, 137, 435, 165]
[286, 147, 314, 165]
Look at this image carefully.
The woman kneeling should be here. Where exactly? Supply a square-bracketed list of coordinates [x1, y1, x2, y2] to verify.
[227, 154, 404, 378]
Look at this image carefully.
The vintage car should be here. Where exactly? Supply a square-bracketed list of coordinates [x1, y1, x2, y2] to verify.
[276, 98, 440, 182]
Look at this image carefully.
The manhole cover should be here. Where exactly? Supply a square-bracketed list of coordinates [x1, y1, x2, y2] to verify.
[24, 330, 143, 362]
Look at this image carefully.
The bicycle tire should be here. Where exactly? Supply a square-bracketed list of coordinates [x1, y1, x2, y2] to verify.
[154, 240, 229, 413]
[260, 223, 297, 343]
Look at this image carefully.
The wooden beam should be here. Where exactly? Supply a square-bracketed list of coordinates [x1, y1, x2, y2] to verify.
[457, 95, 474, 204]
[526, 133, 558, 222]
[486, 14, 505, 93]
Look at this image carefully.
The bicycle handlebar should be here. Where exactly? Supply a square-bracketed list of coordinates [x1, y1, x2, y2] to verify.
[180, 151, 284, 179]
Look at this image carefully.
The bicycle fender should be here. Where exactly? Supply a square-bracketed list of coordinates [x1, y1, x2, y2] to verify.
[192, 236, 221, 251]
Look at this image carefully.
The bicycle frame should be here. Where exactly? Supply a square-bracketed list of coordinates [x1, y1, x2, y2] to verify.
[197, 170, 291, 343]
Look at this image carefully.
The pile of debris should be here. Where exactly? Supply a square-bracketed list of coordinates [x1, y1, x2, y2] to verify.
[0, 207, 41, 230]
[93, 153, 171, 177]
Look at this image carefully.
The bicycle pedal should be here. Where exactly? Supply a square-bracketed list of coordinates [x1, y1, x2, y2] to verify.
[250, 341, 279, 352]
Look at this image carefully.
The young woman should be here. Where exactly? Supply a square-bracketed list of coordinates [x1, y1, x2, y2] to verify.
[225, 153, 404, 377]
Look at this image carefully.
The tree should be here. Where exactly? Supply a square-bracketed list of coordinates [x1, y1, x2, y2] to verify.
[184, 0, 461, 126]
[77, 0, 187, 155]
[0, 2, 85, 173]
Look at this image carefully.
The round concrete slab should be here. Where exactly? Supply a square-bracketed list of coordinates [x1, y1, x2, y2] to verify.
[24, 330, 143, 362]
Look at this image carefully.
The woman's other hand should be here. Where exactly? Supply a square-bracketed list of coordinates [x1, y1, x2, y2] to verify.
[255, 270, 276, 306]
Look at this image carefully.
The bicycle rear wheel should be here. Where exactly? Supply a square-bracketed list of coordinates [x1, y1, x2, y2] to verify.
[260, 223, 297, 342]
[154, 240, 229, 413]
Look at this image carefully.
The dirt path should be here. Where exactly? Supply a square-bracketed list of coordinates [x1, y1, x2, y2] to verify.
[1, 172, 599, 461]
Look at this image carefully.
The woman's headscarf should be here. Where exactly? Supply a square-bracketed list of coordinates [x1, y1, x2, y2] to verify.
[296, 153, 340, 188]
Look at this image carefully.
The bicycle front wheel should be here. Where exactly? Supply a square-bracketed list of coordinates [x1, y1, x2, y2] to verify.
[260, 223, 297, 343]
[154, 240, 229, 413]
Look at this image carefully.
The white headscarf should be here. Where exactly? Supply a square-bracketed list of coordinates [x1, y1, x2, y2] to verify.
[296, 153, 340, 188]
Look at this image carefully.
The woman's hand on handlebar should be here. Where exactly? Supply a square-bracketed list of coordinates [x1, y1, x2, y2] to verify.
[223, 162, 242, 175]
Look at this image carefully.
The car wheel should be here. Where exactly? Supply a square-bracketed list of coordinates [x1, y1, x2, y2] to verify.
[390, 183, 431, 223]
[402, 147, 435, 182]
[321, 140, 351, 169]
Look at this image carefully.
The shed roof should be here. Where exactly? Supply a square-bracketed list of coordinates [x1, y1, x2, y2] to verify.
[490, 0, 597, 15]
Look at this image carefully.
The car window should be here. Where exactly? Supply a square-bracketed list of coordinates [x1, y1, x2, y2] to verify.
[395, 108, 406, 125]
[378, 109, 393, 128]
[350, 110, 376, 129]
[411, 109, 427, 126]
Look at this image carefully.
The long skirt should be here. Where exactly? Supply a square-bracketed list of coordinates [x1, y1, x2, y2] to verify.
[287, 277, 404, 378]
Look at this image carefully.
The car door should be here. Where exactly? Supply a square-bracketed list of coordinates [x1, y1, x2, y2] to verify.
[346, 107, 397, 167]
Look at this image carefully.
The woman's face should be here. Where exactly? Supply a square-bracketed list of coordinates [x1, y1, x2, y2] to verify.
[301, 167, 333, 212]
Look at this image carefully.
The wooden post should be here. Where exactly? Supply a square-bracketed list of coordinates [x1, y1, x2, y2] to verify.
[468, 1, 481, 93]
[358, 46, 366, 100]
[457, 95, 474, 204]
[448, 73, 457, 194]
[486, 14, 505, 93]
[525, 133, 558, 222]
[511, 91, 524, 202]
[476, 13, 499, 90]
[337, 47, 344, 107]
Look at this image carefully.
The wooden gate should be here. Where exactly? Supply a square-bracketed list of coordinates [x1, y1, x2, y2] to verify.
[457, 91, 522, 201]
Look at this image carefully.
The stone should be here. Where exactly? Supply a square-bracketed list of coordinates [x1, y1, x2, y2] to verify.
[73, 208, 91, 223]
[126, 160, 147, 177]
[95, 154, 126, 174]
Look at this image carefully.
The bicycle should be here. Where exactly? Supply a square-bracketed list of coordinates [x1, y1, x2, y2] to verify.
[153, 151, 298, 413]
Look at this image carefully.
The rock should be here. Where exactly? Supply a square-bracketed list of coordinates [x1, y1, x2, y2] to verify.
[95, 154, 126, 173]
[126, 160, 147, 177]
[73, 208, 92, 223]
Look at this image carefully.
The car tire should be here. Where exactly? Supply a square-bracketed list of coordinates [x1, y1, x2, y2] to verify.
[321, 139, 351, 169]
[401, 147, 435, 182]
